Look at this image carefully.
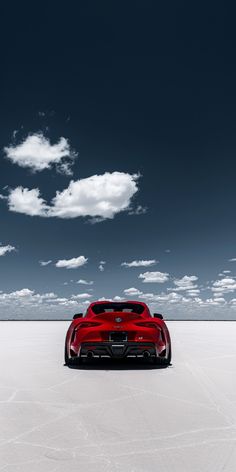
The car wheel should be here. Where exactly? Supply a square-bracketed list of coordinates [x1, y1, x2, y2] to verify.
[154, 345, 172, 366]
[64, 341, 80, 366]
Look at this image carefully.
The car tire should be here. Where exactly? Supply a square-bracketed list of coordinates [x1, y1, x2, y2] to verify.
[64, 341, 81, 366]
[154, 345, 172, 366]
[64, 341, 71, 365]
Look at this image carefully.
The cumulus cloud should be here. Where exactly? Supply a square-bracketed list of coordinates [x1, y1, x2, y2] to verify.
[140, 291, 185, 304]
[172, 275, 198, 291]
[71, 293, 92, 299]
[128, 205, 147, 215]
[4, 132, 77, 175]
[187, 289, 200, 297]
[211, 277, 236, 294]
[55, 256, 88, 269]
[123, 287, 143, 296]
[77, 279, 94, 285]
[99, 261, 106, 272]
[0, 288, 94, 317]
[98, 297, 112, 301]
[0, 244, 16, 257]
[49, 172, 139, 219]
[96, 295, 125, 302]
[0, 288, 57, 304]
[204, 297, 226, 306]
[213, 297, 226, 303]
[1, 283, 236, 318]
[123, 289, 228, 308]
[121, 259, 157, 268]
[139, 271, 169, 283]
[8, 187, 49, 216]
[222, 270, 231, 274]
[39, 260, 52, 266]
[5, 172, 140, 221]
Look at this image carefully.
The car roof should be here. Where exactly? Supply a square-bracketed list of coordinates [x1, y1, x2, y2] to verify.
[86, 300, 150, 316]
[88, 300, 148, 308]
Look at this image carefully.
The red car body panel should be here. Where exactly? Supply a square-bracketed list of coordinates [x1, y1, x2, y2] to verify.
[65, 301, 171, 364]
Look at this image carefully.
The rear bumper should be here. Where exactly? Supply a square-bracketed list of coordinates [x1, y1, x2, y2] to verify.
[79, 342, 157, 359]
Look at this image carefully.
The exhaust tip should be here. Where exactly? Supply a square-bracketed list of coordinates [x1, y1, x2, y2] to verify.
[87, 351, 94, 359]
[143, 350, 151, 358]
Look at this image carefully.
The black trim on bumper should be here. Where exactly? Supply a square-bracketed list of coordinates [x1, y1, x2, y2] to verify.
[80, 342, 156, 358]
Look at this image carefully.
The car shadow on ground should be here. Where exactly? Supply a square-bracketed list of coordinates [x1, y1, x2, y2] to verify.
[65, 358, 172, 371]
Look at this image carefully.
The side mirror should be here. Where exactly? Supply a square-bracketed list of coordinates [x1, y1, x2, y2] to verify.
[153, 313, 163, 320]
[73, 313, 83, 320]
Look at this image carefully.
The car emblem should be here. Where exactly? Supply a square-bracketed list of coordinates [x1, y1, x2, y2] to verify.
[115, 317, 122, 323]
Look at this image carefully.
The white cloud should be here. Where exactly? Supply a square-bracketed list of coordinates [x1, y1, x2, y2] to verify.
[213, 297, 226, 303]
[98, 297, 112, 301]
[5, 172, 140, 221]
[49, 172, 139, 219]
[229, 258, 236, 262]
[4, 132, 77, 175]
[138, 292, 155, 301]
[98, 295, 125, 302]
[140, 291, 184, 303]
[71, 293, 92, 299]
[204, 298, 226, 306]
[222, 270, 231, 274]
[1, 283, 236, 318]
[77, 279, 94, 285]
[139, 271, 169, 283]
[99, 261, 106, 272]
[187, 289, 200, 297]
[121, 259, 157, 268]
[0, 287, 94, 317]
[123, 287, 143, 296]
[55, 256, 88, 269]
[8, 187, 48, 216]
[0, 244, 16, 257]
[11, 288, 34, 298]
[128, 205, 147, 215]
[0, 288, 57, 304]
[39, 260, 52, 266]
[211, 277, 236, 294]
[173, 275, 198, 291]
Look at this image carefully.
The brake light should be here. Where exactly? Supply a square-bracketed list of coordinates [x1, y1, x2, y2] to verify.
[75, 322, 101, 331]
[135, 322, 161, 329]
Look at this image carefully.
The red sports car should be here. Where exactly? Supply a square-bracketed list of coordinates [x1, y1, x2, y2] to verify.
[64, 300, 171, 366]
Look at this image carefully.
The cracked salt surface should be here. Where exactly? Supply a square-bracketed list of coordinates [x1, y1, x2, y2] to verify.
[0, 321, 236, 471]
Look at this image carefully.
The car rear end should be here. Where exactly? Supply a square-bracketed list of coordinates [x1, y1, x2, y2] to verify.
[71, 311, 167, 361]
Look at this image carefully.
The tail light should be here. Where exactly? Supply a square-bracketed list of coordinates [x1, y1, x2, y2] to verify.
[75, 322, 101, 331]
[135, 322, 161, 329]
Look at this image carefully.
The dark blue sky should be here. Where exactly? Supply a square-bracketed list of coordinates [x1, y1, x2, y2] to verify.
[1, 1, 236, 319]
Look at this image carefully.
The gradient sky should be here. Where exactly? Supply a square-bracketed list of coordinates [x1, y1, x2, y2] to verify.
[1, 1, 236, 319]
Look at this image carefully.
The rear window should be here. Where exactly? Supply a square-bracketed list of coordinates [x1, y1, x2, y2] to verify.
[91, 303, 145, 315]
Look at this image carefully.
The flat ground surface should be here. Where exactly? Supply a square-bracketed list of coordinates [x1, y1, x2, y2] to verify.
[0, 322, 236, 472]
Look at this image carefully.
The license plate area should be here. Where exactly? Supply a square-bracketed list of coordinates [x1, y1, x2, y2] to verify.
[109, 332, 127, 342]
